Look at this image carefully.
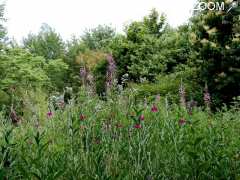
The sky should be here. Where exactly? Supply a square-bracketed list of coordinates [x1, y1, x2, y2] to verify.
[4, 0, 197, 42]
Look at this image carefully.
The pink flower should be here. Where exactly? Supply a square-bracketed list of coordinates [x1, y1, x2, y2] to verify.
[139, 114, 145, 121]
[106, 54, 116, 91]
[204, 84, 211, 108]
[47, 111, 53, 118]
[134, 124, 142, 129]
[179, 118, 186, 126]
[80, 114, 86, 121]
[151, 104, 158, 112]
[204, 92, 211, 107]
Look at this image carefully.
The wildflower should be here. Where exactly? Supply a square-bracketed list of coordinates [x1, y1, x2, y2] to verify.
[187, 100, 197, 115]
[106, 54, 116, 92]
[47, 111, 53, 118]
[179, 81, 186, 108]
[151, 104, 158, 112]
[139, 114, 145, 121]
[179, 118, 187, 126]
[86, 73, 96, 96]
[10, 106, 21, 124]
[80, 67, 87, 80]
[204, 84, 211, 108]
[80, 114, 85, 121]
[134, 124, 142, 129]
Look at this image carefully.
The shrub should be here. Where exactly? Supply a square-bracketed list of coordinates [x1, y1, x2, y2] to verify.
[44, 59, 69, 91]
[129, 68, 203, 104]
[93, 59, 108, 96]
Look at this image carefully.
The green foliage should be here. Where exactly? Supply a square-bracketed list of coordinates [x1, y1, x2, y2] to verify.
[190, 0, 240, 106]
[65, 36, 87, 66]
[110, 32, 166, 82]
[93, 59, 108, 96]
[0, 2, 239, 178]
[123, 9, 167, 81]
[0, 90, 10, 109]
[20, 88, 49, 123]
[130, 68, 203, 103]
[143, 8, 166, 37]
[0, 46, 61, 114]
[64, 37, 87, 89]
[44, 59, 69, 91]
[23, 24, 65, 60]
[159, 25, 191, 72]
[0, 48, 49, 89]
[0, 3, 6, 47]
[82, 25, 116, 50]
[0, 90, 240, 179]
[110, 9, 192, 82]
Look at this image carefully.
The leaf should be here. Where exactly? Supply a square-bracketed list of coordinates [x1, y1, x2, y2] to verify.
[194, 137, 204, 146]
[31, 172, 41, 180]
[187, 151, 198, 160]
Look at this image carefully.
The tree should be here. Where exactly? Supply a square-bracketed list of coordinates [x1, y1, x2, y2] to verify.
[0, 48, 49, 89]
[23, 24, 65, 60]
[110, 9, 168, 82]
[0, 3, 6, 49]
[64, 36, 87, 89]
[44, 59, 69, 90]
[0, 47, 49, 108]
[143, 8, 166, 37]
[81, 25, 116, 50]
[190, 0, 240, 106]
[158, 25, 191, 73]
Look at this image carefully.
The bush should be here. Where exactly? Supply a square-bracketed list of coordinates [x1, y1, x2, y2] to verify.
[93, 59, 108, 96]
[129, 68, 203, 104]
[190, 2, 240, 106]
[44, 59, 69, 91]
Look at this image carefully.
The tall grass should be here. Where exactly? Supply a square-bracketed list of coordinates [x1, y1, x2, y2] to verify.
[0, 90, 240, 179]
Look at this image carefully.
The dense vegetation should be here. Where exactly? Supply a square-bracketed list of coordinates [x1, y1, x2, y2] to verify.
[0, 0, 240, 179]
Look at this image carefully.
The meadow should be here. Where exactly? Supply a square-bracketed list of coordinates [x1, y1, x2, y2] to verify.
[0, 1, 240, 179]
[1, 89, 240, 179]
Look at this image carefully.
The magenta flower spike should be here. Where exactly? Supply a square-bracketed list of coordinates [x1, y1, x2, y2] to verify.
[47, 111, 53, 118]
[151, 104, 158, 112]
